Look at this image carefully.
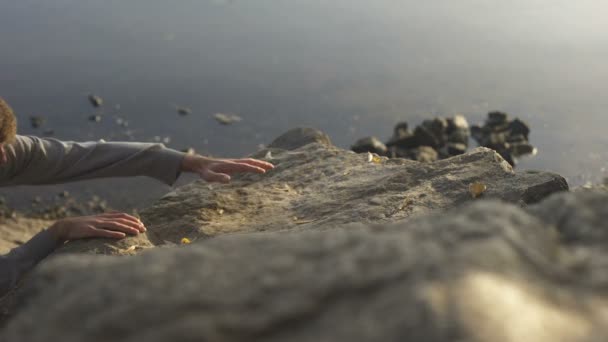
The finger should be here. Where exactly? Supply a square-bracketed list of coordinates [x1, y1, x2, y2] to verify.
[93, 220, 141, 235]
[86, 226, 126, 239]
[231, 158, 274, 170]
[103, 217, 146, 232]
[100, 214, 146, 232]
[212, 162, 267, 174]
[201, 170, 231, 183]
[100, 212, 142, 224]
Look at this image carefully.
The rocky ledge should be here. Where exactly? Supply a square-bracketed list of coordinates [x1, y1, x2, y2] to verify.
[8, 128, 608, 342]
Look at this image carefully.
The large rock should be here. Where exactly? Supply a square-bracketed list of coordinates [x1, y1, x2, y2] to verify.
[0, 128, 574, 340]
[52, 127, 566, 250]
[4, 191, 608, 341]
[137, 129, 565, 245]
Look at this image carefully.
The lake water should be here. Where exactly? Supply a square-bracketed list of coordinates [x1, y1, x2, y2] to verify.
[1, 0, 607, 210]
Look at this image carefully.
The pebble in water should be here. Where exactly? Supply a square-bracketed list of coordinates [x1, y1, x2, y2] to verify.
[214, 113, 242, 125]
[29, 116, 45, 129]
[177, 107, 192, 116]
[88, 94, 103, 108]
[89, 114, 102, 123]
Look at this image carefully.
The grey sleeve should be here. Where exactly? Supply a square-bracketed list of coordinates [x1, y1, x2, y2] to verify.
[0, 229, 59, 297]
[0, 135, 186, 186]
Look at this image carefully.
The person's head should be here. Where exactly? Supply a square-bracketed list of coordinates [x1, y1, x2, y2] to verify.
[0, 97, 17, 164]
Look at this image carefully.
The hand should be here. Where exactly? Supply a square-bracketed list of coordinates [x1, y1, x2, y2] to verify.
[48, 212, 146, 243]
[181, 154, 274, 183]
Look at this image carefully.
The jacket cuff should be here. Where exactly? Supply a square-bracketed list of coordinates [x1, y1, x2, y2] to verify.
[152, 147, 186, 186]
[14, 229, 62, 267]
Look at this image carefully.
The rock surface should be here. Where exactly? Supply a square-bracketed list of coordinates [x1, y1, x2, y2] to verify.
[1, 128, 579, 341]
[5, 191, 608, 342]
[0, 216, 50, 254]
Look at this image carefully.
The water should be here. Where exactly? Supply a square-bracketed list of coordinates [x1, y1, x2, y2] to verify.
[1, 0, 607, 210]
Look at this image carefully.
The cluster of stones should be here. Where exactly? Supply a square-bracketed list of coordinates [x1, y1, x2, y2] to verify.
[471, 111, 535, 166]
[351, 114, 471, 163]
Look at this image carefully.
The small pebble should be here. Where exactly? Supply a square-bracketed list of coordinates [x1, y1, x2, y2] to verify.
[177, 107, 192, 116]
[89, 114, 102, 122]
[88, 94, 103, 107]
[214, 113, 241, 125]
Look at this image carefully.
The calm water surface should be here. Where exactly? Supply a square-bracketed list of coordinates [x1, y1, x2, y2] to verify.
[1, 0, 607, 210]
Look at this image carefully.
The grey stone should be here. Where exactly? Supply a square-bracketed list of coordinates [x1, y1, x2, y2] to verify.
[413, 125, 441, 148]
[351, 136, 388, 155]
[88, 94, 103, 108]
[510, 142, 536, 156]
[509, 118, 530, 140]
[446, 114, 469, 132]
[267, 127, 332, 150]
[29, 116, 45, 129]
[408, 146, 438, 162]
[487, 111, 508, 126]
[447, 142, 467, 156]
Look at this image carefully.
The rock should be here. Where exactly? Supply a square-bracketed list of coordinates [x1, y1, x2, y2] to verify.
[447, 142, 467, 156]
[0, 129, 572, 341]
[407, 145, 438, 162]
[88, 114, 102, 123]
[413, 125, 441, 148]
[0, 216, 51, 254]
[176, 107, 192, 116]
[487, 111, 508, 126]
[510, 142, 536, 157]
[12, 191, 608, 342]
[447, 128, 470, 146]
[88, 94, 103, 108]
[446, 114, 469, 132]
[386, 122, 416, 148]
[393, 121, 410, 137]
[509, 118, 530, 140]
[470, 125, 484, 142]
[29, 116, 45, 129]
[213, 113, 241, 125]
[267, 127, 332, 150]
[351, 136, 387, 155]
[131, 134, 564, 245]
[471, 112, 536, 166]
[385, 134, 419, 149]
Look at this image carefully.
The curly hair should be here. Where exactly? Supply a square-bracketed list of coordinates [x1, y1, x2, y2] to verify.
[0, 97, 17, 144]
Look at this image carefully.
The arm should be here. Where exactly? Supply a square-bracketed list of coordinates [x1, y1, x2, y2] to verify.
[0, 229, 60, 297]
[0, 135, 186, 186]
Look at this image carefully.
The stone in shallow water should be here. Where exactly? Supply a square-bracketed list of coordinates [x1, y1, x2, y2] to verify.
[447, 142, 467, 156]
[351, 136, 387, 155]
[88, 114, 102, 123]
[88, 94, 103, 108]
[509, 118, 530, 140]
[213, 113, 242, 125]
[176, 106, 192, 116]
[471, 112, 536, 166]
[29, 116, 45, 129]
[487, 111, 508, 126]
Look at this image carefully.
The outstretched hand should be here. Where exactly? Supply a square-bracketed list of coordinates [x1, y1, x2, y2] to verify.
[180, 154, 274, 183]
[48, 212, 146, 242]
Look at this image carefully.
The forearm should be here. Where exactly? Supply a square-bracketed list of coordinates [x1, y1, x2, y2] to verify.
[0, 135, 186, 186]
[0, 229, 60, 297]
